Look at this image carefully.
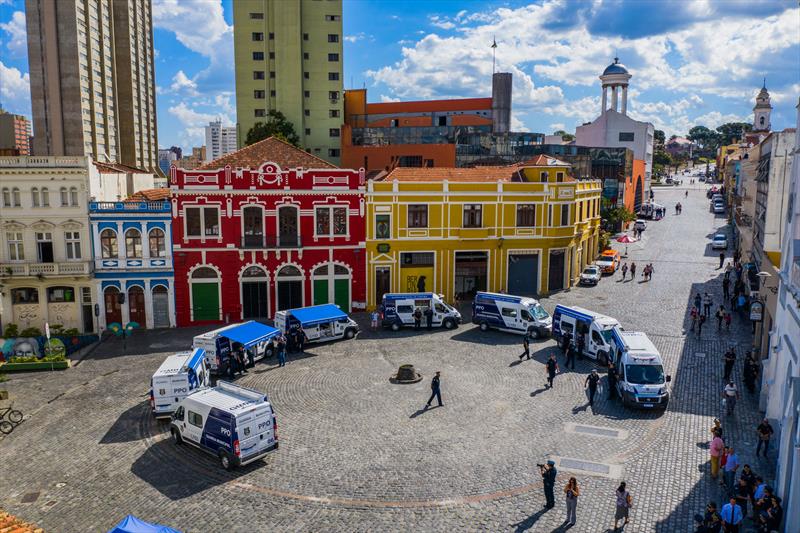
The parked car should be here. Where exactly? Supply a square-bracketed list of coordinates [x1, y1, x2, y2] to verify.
[713, 202, 725, 214]
[596, 250, 621, 274]
[579, 265, 602, 286]
[633, 219, 647, 232]
[711, 234, 728, 249]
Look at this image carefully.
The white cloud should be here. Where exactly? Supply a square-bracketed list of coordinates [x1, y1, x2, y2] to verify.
[379, 95, 401, 103]
[549, 123, 566, 132]
[0, 60, 30, 115]
[169, 70, 199, 96]
[0, 11, 26, 55]
[344, 33, 366, 43]
[152, 0, 229, 58]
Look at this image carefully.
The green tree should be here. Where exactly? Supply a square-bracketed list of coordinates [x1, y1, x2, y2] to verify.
[553, 129, 575, 142]
[245, 111, 300, 147]
[654, 129, 665, 147]
[687, 125, 721, 156]
[715, 122, 752, 145]
[600, 206, 636, 231]
[653, 150, 672, 167]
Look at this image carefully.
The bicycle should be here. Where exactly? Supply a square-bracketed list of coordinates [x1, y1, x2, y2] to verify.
[0, 405, 24, 435]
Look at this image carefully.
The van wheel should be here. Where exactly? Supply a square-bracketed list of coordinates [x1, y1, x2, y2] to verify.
[528, 328, 540, 339]
[479, 322, 489, 332]
[344, 328, 356, 339]
[391, 322, 401, 332]
[171, 428, 182, 445]
[219, 451, 233, 471]
[443, 318, 455, 330]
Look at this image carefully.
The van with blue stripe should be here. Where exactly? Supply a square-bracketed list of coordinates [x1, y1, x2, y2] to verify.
[150, 348, 209, 418]
[380, 293, 461, 331]
[170, 381, 278, 470]
[607, 330, 671, 409]
[472, 292, 551, 338]
[552, 305, 620, 364]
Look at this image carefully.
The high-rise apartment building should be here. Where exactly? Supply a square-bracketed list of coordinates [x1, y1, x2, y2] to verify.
[204, 120, 238, 162]
[0, 109, 31, 155]
[25, 0, 158, 171]
[233, 0, 343, 165]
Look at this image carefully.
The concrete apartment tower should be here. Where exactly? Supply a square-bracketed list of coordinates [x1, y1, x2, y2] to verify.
[204, 120, 238, 162]
[233, 0, 344, 165]
[25, 0, 158, 171]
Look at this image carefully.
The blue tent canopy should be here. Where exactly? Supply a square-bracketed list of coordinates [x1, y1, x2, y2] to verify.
[222, 321, 280, 348]
[108, 515, 181, 533]
[290, 304, 347, 327]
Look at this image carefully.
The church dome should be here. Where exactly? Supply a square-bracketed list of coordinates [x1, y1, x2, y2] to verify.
[602, 58, 629, 76]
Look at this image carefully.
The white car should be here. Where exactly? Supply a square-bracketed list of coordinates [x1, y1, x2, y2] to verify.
[579, 265, 602, 286]
[713, 202, 725, 214]
[711, 234, 728, 249]
[633, 219, 647, 232]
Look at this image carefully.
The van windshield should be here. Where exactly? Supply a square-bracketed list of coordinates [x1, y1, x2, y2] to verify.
[625, 364, 665, 385]
[529, 304, 549, 320]
[600, 328, 615, 343]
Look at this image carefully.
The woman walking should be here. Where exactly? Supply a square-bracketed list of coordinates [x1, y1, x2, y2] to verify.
[614, 482, 632, 530]
[564, 477, 580, 526]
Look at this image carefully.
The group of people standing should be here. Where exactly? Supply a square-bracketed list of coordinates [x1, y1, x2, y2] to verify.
[619, 262, 654, 281]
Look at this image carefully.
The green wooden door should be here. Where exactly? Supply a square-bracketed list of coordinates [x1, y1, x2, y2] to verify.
[192, 282, 219, 321]
[334, 279, 350, 311]
[313, 279, 328, 306]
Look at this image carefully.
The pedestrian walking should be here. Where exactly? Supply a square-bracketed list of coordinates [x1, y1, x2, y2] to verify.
[647, 263, 655, 280]
[723, 348, 736, 381]
[564, 477, 580, 526]
[629, 262, 637, 279]
[519, 333, 530, 361]
[703, 292, 713, 317]
[755, 419, 773, 458]
[370, 310, 380, 331]
[716, 305, 726, 330]
[719, 251, 726, 269]
[734, 477, 751, 518]
[546, 354, 559, 389]
[694, 501, 722, 533]
[694, 292, 703, 310]
[425, 371, 443, 408]
[540, 460, 557, 509]
[565, 340, 576, 370]
[711, 417, 723, 440]
[724, 311, 732, 331]
[743, 353, 759, 393]
[723, 381, 740, 417]
[607, 360, 617, 399]
[720, 497, 743, 533]
[585, 369, 600, 406]
[698, 314, 706, 337]
[710, 429, 724, 479]
[724, 262, 733, 280]
[722, 276, 731, 299]
[621, 263, 628, 280]
[723, 447, 739, 496]
[246, 347, 255, 369]
[576, 334, 585, 361]
[613, 482, 633, 530]
[413, 307, 422, 330]
[424, 307, 434, 330]
[690, 306, 699, 332]
[297, 327, 306, 353]
[277, 336, 286, 367]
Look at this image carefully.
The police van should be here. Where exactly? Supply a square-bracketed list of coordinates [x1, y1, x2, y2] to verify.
[192, 321, 280, 375]
[170, 381, 278, 470]
[552, 305, 620, 364]
[381, 293, 461, 331]
[150, 348, 209, 418]
[472, 291, 551, 338]
[274, 303, 359, 343]
[605, 330, 671, 409]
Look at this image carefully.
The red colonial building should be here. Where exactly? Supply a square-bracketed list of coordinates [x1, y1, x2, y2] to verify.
[170, 137, 366, 326]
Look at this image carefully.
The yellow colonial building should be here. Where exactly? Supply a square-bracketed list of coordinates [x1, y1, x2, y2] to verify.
[366, 156, 602, 309]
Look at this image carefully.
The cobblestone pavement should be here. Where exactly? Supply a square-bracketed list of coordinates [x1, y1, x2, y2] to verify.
[0, 183, 776, 532]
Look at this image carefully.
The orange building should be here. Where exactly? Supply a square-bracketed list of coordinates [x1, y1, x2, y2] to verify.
[342, 73, 516, 171]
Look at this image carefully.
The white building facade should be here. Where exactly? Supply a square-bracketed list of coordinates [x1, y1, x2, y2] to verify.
[204, 120, 237, 162]
[764, 99, 800, 532]
[576, 58, 654, 209]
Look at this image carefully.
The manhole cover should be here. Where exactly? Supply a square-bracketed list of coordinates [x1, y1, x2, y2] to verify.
[21, 492, 40, 503]
[55, 482, 67, 488]
[696, 352, 706, 358]
[559, 459, 610, 474]
[574, 425, 620, 438]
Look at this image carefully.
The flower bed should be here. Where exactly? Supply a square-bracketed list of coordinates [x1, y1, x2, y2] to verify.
[0, 359, 71, 372]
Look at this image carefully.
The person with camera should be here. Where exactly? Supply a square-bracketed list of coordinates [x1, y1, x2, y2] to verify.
[694, 501, 722, 532]
[563, 477, 580, 526]
[539, 460, 557, 509]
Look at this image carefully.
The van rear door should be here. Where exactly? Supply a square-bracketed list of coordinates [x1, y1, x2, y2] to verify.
[236, 404, 276, 461]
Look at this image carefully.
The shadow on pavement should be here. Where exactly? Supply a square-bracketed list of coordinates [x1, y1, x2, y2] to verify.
[99, 400, 149, 444]
[450, 327, 528, 346]
[511, 508, 549, 532]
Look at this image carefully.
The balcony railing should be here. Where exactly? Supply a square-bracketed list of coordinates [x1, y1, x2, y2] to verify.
[1, 261, 93, 277]
[240, 235, 303, 249]
[89, 200, 170, 212]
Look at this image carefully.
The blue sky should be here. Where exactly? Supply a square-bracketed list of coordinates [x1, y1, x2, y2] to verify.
[1, 0, 798, 152]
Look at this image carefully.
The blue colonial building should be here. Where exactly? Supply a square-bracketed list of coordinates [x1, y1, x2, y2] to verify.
[89, 193, 175, 330]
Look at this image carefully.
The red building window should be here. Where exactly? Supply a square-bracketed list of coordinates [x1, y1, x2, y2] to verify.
[186, 206, 220, 237]
[315, 206, 347, 236]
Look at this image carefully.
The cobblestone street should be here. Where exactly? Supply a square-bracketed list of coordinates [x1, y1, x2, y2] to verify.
[0, 183, 775, 532]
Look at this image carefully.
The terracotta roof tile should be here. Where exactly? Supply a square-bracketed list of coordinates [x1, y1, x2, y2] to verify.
[198, 136, 337, 170]
[94, 161, 149, 174]
[129, 188, 170, 201]
[0, 510, 45, 533]
[382, 156, 574, 183]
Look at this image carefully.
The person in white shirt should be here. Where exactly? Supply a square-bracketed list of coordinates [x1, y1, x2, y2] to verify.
[723, 381, 740, 415]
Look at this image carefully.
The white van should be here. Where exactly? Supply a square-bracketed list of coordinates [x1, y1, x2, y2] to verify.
[381, 292, 461, 331]
[170, 381, 278, 470]
[150, 348, 209, 418]
[274, 303, 359, 343]
[606, 330, 671, 409]
[192, 321, 280, 375]
[552, 305, 620, 364]
[471, 291, 551, 338]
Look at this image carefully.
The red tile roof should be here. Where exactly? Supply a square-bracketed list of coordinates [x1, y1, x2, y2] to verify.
[381, 156, 574, 183]
[129, 188, 170, 201]
[198, 136, 337, 170]
[0, 510, 45, 533]
[94, 161, 148, 174]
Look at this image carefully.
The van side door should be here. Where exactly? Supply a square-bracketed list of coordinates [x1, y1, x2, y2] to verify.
[183, 408, 204, 445]
[589, 328, 604, 359]
[500, 305, 520, 330]
[433, 302, 447, 325]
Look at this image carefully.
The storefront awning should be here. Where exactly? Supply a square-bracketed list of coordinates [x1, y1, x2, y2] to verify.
[223, 321, 280, 348]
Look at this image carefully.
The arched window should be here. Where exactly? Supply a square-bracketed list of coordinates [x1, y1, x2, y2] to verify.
[242, 265, 267, 278]
[277, 265, 302, 277]
[70, 187, 79, 206]
[41, 187, 49, 206]
[60, 187, 69, 206]
[192, 267, 218, 279]
[31, 187, 40, 207]
[125, 229, 142, 258]
[12, 187, 20, 206]
[148, 228, 166, 257]
[2, 187, 10, 207]
[100, 229, 118, 258]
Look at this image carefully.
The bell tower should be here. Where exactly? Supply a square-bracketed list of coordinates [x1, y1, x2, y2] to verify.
[753, 79, 772, 132]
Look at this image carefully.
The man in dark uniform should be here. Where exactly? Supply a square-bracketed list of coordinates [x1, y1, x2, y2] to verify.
[540, 460, 557, 509]
[546, 355, 559, 388]
[519, 333, 530, 360]
[424, 307, 434, 330]
[425, 371, 442, 408]
[723, 348, 736, 381]
[585, 369, 600, 406]
[561, 329, 572, 354]
[565, 338, 576, 370]
[576, 334, 585, 361]
[297, 327, 306, 353]
[246, 347, 255, 369]
[694, 501, 721, 532]
[413, 308, 422, 330]
[607, 360, 617, 399]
